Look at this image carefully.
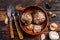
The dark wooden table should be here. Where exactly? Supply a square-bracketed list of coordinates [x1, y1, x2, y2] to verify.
[0, 0, 60, 40]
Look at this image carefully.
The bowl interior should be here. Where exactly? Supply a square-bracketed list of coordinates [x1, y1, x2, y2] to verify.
[19, 6, 48, 35]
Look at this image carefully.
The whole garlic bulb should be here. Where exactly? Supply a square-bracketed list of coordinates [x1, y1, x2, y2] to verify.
[34, 25, 41, 33]
[33, 10, 46, 24]
[21, 13, 32, 25]
[49, 31, 59, 40]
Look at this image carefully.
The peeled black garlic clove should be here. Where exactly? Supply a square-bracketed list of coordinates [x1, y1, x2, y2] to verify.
[5, 17, 8, 24]
[41, 34, 46, 40]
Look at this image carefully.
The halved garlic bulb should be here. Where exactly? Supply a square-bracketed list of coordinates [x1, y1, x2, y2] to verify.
[50, 23, 58, 30]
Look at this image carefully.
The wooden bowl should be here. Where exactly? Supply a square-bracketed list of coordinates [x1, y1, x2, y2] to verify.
[19, 6, 48, 35]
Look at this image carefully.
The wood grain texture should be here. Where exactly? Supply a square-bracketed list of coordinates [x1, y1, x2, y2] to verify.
[0, 0, 60, 40]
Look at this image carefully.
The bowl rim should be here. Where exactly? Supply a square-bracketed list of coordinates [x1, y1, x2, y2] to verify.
[19, 6, 48, 35]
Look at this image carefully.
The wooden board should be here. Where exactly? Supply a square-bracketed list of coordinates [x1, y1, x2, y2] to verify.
[0, 0, 60, 40]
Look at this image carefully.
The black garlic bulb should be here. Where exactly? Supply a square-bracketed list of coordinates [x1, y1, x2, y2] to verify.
[21, 13, 32, 25]
[33, 10, 46, 24]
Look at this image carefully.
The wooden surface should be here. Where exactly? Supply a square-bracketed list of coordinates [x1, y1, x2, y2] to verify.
[0, 0, 60, 40]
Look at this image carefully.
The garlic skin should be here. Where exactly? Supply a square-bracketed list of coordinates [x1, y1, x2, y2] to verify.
[49, 31, 59, 40]
[34, 25, 41, 33]
[50, 23, 58, 30]
[5, 17, 8, 24]
[41, 34, 45, 40]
